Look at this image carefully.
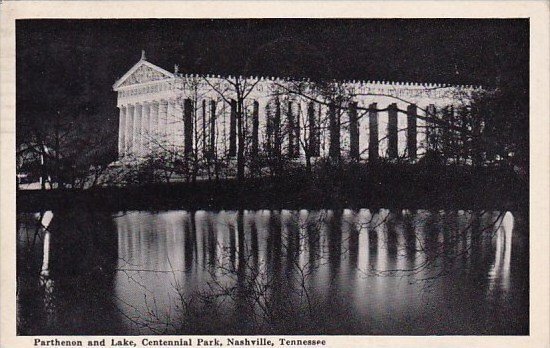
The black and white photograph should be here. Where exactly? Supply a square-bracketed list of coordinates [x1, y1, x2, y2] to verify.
[3, 3, 547, 345]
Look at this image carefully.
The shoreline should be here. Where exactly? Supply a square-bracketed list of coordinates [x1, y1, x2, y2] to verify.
[16, 169, 528, 212]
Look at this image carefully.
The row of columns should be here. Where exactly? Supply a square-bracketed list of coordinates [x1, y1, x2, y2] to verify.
[118, 98, 435, 162]
[118, 99, 185, 159]
[257, 100, 427, 161]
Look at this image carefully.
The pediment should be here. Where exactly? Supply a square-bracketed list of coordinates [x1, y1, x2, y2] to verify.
[113, 60, 174, 90]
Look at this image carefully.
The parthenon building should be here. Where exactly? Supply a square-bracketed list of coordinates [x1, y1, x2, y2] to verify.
[113, 52, 476, 167]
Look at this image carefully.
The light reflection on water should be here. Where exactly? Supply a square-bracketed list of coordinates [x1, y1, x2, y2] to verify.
[17, 209, 528, 335]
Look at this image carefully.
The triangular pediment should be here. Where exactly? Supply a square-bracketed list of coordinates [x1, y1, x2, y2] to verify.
[113, 60, 174, 90]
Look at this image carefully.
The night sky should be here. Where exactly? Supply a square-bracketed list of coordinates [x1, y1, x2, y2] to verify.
[16, 19, 529, 142]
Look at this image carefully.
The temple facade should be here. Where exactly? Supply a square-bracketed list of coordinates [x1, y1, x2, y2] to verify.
[113, 52, 476, 166]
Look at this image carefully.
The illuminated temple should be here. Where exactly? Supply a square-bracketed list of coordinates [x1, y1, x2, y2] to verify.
[113, 52, 477, 165]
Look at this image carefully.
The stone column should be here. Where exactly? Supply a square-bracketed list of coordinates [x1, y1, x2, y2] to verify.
[143, 102, 151, 155]
[118, 106, 126, 159]
[166, 99, 174, 150]
[184, 98, 194, 157]
[169, 99, 183, 151]
[125, 104, 134, 157]
[158, 100, 168, 150]
[368, 103, 379, 162]
[307, 101, 319, 157]
[134, 103, 143, 158]
[299, 100, 307, 156]
[387, 103, 398, 159]
[417, 105, 428, 157]
[425, 104, 436, 151]
[298, 99, 308, 159]
[318, 104, 327, 158]
[201, 99, 207, 156]
[210, 99, 217, 157]
[273, 98, 282, 159]
[229, 99, 237, 157]
[293, 101, 301, 158]
[349, 102, 359, 161]
[256, 99, 268, 154]
[287, 101, 296, 158]
[251, 100, 259, 157]
[328, 103, 340, 160]
[151, 101, 159, 153]
[407, 104, 417, 160]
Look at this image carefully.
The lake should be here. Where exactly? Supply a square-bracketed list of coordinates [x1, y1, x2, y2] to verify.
[17, 208, 528, 335]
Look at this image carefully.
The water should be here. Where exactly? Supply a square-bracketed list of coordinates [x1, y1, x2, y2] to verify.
[17, 208, 528, 335]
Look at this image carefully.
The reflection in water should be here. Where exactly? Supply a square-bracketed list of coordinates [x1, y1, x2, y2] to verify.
[17, 209, 528, 335]
[487, 212, 514, 296]
[38, 212, 55, 329]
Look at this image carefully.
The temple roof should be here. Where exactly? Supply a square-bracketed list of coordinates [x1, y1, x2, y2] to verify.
[113, 56, 175, 90]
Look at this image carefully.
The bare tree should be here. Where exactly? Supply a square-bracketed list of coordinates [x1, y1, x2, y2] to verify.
[203, 76, 260, 182]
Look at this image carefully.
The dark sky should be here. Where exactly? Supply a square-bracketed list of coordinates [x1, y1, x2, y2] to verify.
[16, 19, 529, 134]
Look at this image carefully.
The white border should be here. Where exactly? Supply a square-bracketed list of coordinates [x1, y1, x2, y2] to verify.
[1, 2, 548, 347]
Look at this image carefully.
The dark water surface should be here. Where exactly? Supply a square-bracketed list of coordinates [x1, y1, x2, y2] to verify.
[17, 208, 528, 335]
